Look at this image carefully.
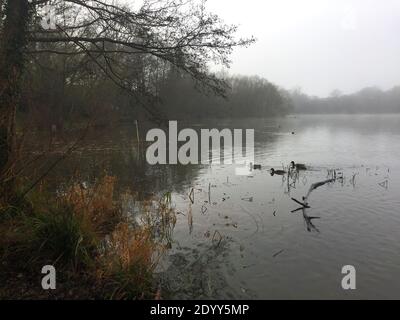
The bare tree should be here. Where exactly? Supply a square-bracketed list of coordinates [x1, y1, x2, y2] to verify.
[0, 0, 30, 198]
[0, 0, 255, 197]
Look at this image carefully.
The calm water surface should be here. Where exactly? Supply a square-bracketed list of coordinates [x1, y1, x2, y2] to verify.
[156, 114, 400, 299]
[48, 114, 400, 299]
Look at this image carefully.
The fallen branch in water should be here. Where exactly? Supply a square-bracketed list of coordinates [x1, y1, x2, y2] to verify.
[291, 207, 305, 213]
[303, 213, 320, 233]
[291, 177, 336, 233]
[304, 178, 335, 202]
[291, 197, 310, 208]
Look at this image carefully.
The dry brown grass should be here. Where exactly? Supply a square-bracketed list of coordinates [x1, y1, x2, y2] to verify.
[1, 175, 176, 299]
[62, 175, 122, 236]
[96, 222, 162, 299]
[95, 192, 177, 299]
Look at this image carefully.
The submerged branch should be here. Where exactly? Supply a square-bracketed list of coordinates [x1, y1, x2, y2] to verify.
[303, 178, 335, 202]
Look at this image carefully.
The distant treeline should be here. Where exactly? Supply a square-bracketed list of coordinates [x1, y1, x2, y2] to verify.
[290, 87, 400, 114]
[158, 72, 293, 119]
[20, 52, 293, 129]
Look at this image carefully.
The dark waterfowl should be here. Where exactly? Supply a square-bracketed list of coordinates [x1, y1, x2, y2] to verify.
[253, 164, 262, 170]
[270, 168, 286, 176]
[290, 161, 307, 171]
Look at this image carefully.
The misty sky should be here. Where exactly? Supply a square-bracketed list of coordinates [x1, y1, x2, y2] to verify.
[207, 0, 400, 97]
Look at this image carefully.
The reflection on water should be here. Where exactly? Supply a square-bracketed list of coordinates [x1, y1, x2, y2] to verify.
[47, 114, 400, 299]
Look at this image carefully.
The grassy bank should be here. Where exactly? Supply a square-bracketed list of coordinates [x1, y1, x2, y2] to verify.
[0, 176, 175, 300]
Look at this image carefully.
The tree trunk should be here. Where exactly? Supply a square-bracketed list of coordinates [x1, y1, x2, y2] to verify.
[0, 0, 30, 200]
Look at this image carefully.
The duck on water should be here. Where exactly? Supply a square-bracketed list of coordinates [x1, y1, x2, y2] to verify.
[290, 161, 307, 171]
[270, 168, 287, 176]
[270, 161, 307, 176]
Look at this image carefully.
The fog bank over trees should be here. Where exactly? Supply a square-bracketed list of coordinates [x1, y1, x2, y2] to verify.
[159, 73, 293, 119]
[19, 54, 293, 129]
[290, 86, 400, 114]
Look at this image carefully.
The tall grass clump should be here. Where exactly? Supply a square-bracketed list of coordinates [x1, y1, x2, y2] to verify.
[0, 175, 176, 299]
[96, 192, 177, 299]
[21, 206, 98, 270]
[97, 223, 161, 299]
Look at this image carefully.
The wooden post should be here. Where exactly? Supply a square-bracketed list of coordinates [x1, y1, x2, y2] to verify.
[135, 120, 140, 144]
[135, 120, 140, 160]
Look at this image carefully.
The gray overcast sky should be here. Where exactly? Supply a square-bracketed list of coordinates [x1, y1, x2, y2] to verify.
[207, 0, 400, 97]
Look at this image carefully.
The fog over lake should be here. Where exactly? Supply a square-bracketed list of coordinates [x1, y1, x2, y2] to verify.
[46, 114, 400, 299]
[2, 0, 400, 302]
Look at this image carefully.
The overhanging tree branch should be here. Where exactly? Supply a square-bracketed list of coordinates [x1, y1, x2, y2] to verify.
[26, 0, 255, 116]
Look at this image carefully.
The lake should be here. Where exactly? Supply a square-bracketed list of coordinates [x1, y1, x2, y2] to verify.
[46, 114, 400, 299]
